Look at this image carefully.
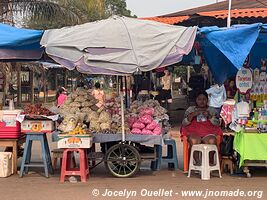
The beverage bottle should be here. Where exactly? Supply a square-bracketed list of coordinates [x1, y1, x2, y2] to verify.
[254, 108, 259, 121]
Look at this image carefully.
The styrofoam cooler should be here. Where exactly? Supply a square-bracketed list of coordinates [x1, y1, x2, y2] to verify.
[0, 110, 22, 138]
[0, 152, 12, 177]
[21, 120, 54, 133]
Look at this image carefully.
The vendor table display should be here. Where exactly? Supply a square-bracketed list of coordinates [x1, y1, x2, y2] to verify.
[53, 131, 163, 178]
[17, 104, 58, 177]
[221, 65, 267, 177]
[54, 88, 170, 178]
[16, 104, 58, 133]
[234, 131, 267, 177]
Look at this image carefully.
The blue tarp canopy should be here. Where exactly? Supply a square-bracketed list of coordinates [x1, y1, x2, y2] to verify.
[0, 23, 44, 60]
[198, 23, 267, 84]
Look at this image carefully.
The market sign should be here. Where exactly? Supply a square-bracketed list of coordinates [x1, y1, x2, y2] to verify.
[236, 67, 253, 94]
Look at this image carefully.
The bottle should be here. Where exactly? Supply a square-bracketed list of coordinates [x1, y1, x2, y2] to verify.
[258, 108, 262, 121]
[253, 108, 258, 121]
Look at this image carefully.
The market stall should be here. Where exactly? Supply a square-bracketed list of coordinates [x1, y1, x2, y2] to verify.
[39, 16, 197, 179]
[193, 23, 267, 177]
[0, 24, 44, 177]
[209, 62, 267, 177]
[52, 87, 170, 177]
[230, 65, 267, 177]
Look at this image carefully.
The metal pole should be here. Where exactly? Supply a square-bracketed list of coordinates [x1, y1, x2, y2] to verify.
[120, 81, 125, 143]
[227, 0, 232, 28]
[187, 66, 191, 83]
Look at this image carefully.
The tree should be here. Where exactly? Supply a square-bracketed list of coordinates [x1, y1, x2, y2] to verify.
[0, 0, 136, 29]
[105, 0, 135, 17]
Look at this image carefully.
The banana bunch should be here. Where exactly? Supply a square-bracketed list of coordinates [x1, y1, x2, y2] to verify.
[68, 124, 87, 135]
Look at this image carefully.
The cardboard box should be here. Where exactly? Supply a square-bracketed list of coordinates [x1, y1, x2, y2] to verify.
[57, 134, 92, 149]
[21, 120, 54, 133]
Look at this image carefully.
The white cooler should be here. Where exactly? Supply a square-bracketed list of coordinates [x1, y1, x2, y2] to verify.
[0, 152, 12, 177]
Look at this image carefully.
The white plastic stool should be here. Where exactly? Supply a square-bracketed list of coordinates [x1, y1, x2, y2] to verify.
[187, 144, 222, 180]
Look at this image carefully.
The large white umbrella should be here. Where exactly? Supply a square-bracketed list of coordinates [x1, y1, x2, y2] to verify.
[40, 16, 197, 74]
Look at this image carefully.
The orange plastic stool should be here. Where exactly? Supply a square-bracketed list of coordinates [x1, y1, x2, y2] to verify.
[60, 148, 89, 183]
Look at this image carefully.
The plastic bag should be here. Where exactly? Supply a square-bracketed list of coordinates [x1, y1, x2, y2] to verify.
[90, 120, 100, 132]
[100, 122, 111, 130]
[88, 111, 99, 121]
[140, 115, 153, 124]
[142, 129, 153, 135]
[220, 135, 234, 156]
[146, 121, 158, 130]
[140, 108, 155, 116]
[127, 117, 139, 128]
[74, 96, 85, 103]
[69, 102, 81, 108]
[153, 125, 162, 135]
[99, 111, 111, 123]
[132, 121, 146, 129]
[131, 128, 142, 134]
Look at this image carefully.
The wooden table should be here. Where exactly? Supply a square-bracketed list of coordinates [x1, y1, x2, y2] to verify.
[0, 136, 25, 174]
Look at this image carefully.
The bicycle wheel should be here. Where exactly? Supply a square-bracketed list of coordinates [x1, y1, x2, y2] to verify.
[104, 143, 141, 178]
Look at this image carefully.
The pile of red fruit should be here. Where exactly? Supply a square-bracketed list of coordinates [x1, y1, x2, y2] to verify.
[21, 104, 55, 116]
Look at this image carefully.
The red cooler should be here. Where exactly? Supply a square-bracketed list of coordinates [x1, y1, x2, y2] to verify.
[0, 110, 22, 138]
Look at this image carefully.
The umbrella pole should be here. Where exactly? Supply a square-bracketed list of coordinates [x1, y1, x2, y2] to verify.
[120, 93, 125, 142]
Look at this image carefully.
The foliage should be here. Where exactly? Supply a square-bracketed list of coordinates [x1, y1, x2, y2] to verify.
[105, 0, 135, 17]
[0, 0, 136, 29]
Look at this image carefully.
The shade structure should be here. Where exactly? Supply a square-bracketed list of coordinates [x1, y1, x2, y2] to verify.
[0, 23, 44, 60]
[198, 23, 263, 84]
[40, 16, 197, 74]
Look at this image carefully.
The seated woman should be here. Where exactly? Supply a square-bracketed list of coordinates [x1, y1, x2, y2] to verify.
[181, 90, 223, 146]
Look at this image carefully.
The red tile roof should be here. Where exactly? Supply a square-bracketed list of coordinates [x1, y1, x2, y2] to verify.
[200, 8, 267, 19]
[142, 8, 267, 25]
[163, 0, 267, 17]
[141, 16, 189, 25]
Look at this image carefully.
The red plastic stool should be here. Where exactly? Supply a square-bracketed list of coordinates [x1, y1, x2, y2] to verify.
[60, 148, 89, 183]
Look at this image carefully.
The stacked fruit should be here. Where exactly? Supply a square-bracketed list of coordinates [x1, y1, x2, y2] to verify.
[67, 125, 88, 135]
[21, 104, 55, 116]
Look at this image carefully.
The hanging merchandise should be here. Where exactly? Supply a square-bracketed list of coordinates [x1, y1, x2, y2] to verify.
[253, 68, 260, 83]
[206, 84, 227, 112]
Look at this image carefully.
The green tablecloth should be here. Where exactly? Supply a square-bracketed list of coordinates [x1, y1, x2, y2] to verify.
[234, 132, 267, 166]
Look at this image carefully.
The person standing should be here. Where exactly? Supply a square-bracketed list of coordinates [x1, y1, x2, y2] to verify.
[161, 69, 172, 109]
[91, 82, 106, 108]
[57, 87, 68, 107]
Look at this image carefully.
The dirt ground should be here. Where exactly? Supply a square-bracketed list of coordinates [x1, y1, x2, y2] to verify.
[0, 96, 267, 200]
